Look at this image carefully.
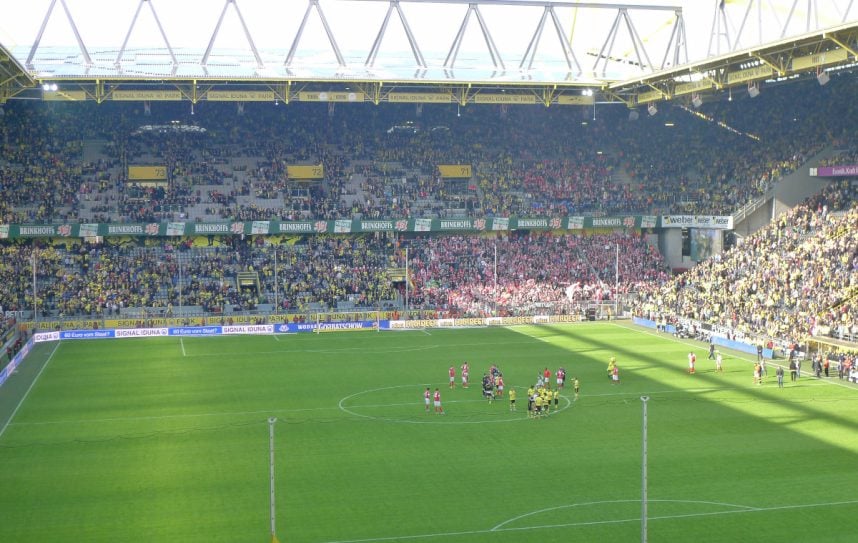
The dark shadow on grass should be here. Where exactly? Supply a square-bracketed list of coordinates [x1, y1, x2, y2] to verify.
[540, 321, 858, 437]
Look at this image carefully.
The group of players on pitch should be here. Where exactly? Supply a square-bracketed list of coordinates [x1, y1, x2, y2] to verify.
[439, 363, 580, 418]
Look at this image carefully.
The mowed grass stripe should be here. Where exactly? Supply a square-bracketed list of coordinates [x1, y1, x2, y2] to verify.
[0, 323, 856, 543]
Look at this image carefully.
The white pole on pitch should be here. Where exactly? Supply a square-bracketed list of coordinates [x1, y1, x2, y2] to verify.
[178, 252, 183, 315]
[274, 248, 279, 313]
[405, 247, 409, 312]
[641, 395, 650, 543]
[268, 416, 278, 541]
[615, 242, 619, 316]
[32, 248, 37, 321]
[493, 243, 497, 315]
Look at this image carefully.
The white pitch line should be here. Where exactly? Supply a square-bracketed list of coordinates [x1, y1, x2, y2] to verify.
[316, 498, 858, 543]
[9, 405, 343, 427]
[180, 337, 187, 357]
[0, 342, 60, 440]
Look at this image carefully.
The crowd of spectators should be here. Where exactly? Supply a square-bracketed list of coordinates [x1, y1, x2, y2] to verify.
[1, 73, 856, 224]
[404, 232, 669, 316]
[0, 231, 669, 319]
[640, 180, 857, 344]
[2, 73, 857, 357]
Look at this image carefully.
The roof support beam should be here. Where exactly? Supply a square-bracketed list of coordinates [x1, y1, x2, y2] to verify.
[520, 5, 581, 74]
[116, 0, 177, 69]
[26, 0, 92, 69]
[366, 1, 426, 68]
[445, 4, 505, 70]
[286, 0, 345, 67]
[203, 0, 264, 69]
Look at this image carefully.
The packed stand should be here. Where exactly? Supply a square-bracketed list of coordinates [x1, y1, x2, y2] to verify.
[641, 180, 858, 343]
[403, 231, 669, 317]
[1, 74, 856, 224]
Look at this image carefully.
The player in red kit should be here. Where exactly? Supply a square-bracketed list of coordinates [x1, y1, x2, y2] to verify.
[461, 362, 470, 388]
[424, 387, 431, 413]
[433, 388, 444, 414]
[449, 366, 456, 388]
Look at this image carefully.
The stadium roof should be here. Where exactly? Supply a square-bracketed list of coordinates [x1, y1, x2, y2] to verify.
[0, 0, 856, 107]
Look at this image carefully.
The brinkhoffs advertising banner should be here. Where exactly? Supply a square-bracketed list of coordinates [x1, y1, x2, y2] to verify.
[0, 215, 736, 239]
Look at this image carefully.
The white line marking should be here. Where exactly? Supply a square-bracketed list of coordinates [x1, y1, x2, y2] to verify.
[9, 405, 339, 427]
[317, 498, 858, 543]
[180, 337, 186, 357]
[490, 498, 755, 531]
[0, 342, 60, 440]
[337, 384, 572, 424]
[273, 334, 281, 342]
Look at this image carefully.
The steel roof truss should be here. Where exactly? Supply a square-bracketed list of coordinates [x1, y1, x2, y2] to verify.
[659, 10, 688, 69]
[366, 1, 426, 68]
[520, 6, 581, 74]
[26, 0, 92, 69]
[286, 0, 345, 67]
[622, 9, 654, 71]
[116, 0, 177, 69]
[202, 0, 264, 69]
[782, 0, 820, 38]
[445, 4, 504, 70]
[707, 0, 733, 57]
[595, 9, 652, 76]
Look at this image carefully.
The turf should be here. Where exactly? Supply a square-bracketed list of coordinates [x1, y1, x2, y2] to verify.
[0, 322, 856, 543]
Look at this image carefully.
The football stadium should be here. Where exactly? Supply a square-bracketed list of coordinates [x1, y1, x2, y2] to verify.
[0, 1, 857, 542]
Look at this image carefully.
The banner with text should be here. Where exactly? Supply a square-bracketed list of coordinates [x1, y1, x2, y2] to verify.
[659, 215, 733, 229]
[0, 215, 684, 239]
[810, 165, 858, 177]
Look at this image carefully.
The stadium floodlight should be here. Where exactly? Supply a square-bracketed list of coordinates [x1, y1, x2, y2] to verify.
[628, 109, 639, 121]
[748, 83, 760, 98]
[647, 103, 658, 116]
[817, 71, 830, 86]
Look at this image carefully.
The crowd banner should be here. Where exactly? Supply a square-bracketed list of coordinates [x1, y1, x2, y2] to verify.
[809, 165, 858, 177]
[659, 216, 733, 229]
[0, 215, 686, 239]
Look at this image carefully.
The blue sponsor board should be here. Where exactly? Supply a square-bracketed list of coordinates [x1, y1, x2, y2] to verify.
[169, 326, 222, 336]
[275, 320, 386, 333]
[633, 317, 676, 334]
[0, 338, 33, 388]
[633, 317, 773, 359]
[60, 330, 115, 340]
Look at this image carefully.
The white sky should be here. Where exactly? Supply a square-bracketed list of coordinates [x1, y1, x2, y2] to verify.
[0, 0, 853, 71]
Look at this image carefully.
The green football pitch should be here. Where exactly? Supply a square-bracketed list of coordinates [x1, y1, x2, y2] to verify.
[1, 322, 857, 543]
